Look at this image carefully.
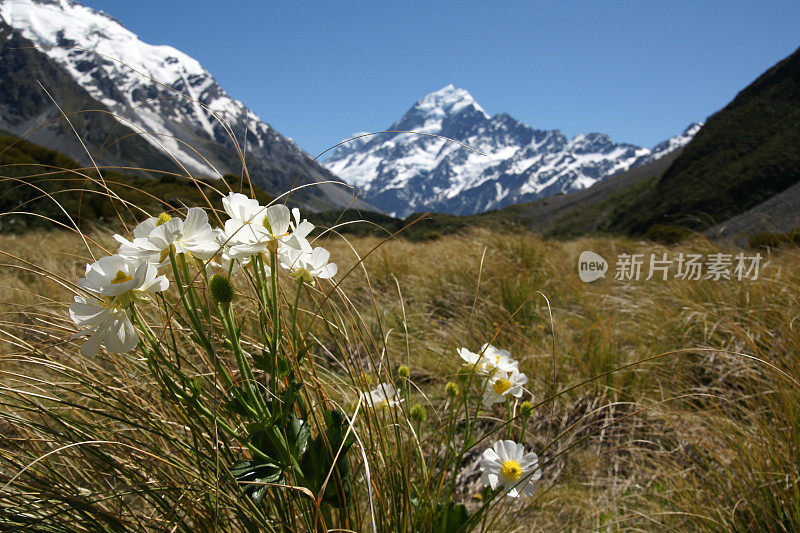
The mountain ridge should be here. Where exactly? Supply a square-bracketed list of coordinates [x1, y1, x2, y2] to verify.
[0, 0, 373, 212]
[606, 45, 800, 235]
[326, 84, 700, 217]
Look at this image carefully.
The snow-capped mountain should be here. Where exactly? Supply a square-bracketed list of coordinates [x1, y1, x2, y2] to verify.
[326, 85, 701, 217]
[634, 122, 703, 166]
[0, 0, 365, 211]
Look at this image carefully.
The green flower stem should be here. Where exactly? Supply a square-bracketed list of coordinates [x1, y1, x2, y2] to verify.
[269, 250, 281, 399]
[448, 369, 479, 498]
[219, 302, 267, 418]
[408, 417, 429, 493]
[168, 248, 212, 355]
[130, 306, 185, 403]
[190, 399, 273, 464]
[178, 254, 202, 315]
[434, 396, 459, 505]
[520, 413, 529, 442]
[240, 259, 271, 347]
[252, 254, 271, 318]
[290, 278, 303, 349]
[506, 400, 514, 439]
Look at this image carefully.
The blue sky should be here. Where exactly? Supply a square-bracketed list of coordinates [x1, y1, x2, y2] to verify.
[81, 1, 800, 158]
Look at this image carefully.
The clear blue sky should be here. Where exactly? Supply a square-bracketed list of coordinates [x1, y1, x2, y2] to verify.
[81, 0, 800, 158]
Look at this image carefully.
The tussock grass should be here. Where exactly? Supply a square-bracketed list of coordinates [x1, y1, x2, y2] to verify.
[2, 224, 797, 530]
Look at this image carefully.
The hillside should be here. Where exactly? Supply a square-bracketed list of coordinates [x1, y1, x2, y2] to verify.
[0, 132, 273, 232]
[705, 180, 800, 243]
[0, 21, 182, 176]
[605, 45, 800, 234]
[0, 0, 372, 212]
[477, 149, 684, 238]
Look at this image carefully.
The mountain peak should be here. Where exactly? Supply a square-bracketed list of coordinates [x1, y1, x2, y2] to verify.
[415, 84, 488, 119]
[327, 87, 699, 217]
[391, 85, 489, 132]
[683, 122, 703, 136]
[646, 121, 704, 158]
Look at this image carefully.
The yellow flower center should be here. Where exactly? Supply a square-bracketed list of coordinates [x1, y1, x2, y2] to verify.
[156, 212, 172, 226]
[493, 378, 512, 395]
[110, 270, 133, 285]
[291, 267, 314, 284]
[500, 459, 522, 482]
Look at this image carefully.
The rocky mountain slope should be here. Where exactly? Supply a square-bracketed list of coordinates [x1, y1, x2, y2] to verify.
[0, 0, 368, 211]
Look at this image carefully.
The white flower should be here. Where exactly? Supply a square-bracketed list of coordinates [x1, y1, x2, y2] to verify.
[457, 347, 490, 375]
[114, 216, 163, 265]
[282, 208, 314, 253]
[457, 344, 518, 376]
[483, 370, 528, 407]
[116, 208, 220, 264]
[69, 255, 168, 356]
[210, 247, 253, 277]
[221, 193, 314, 260]
[362, 383, 403, 408]
[280, 246, 337, 284]
[222, 193, 271, 258]
[77, 254, 167, 298]
[480, 440, 541, 497]
[160, 208, 220, 260]
[69, 298, 138, 356]
[481, 343, 519, 374]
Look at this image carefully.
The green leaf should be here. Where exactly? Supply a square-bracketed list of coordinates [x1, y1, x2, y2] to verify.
[275, 381, 303, 413]
[287, 415, 311, 459]
[296, 342, 316, 363]
[190, 377, 202, 399]
[299, 409, 355, 508]
[230, 460, 282, 502]
[433, 502, 470, 533]
[248, 420, 290, 466]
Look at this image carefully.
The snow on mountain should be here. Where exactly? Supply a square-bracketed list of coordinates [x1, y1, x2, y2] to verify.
[637, 122, 703, 164]
[0, 0, 361, 210]
[326, 85, 702, 217]
[1, 0, 246, 174]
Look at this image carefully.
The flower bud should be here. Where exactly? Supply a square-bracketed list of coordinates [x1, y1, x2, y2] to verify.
[520, 400, 534, 417]
[397, 364, 410, 379]
[156, 212, 172, 226]
[209, 274, 235, 304]
[445, 381, 460, 398]
[291, 267, 314, 284]
[410, 404, 427, 423]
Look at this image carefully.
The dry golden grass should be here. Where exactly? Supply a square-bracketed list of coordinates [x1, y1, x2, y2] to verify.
[1, 226, 798, 530]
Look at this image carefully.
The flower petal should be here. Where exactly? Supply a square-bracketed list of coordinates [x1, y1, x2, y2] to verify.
[103, 313, 138, 354]
[265, 205, 290, 236]
[69, 301, 109, 327]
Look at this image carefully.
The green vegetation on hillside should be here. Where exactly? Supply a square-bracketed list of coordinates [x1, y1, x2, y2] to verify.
[0, 133, 272, 233]
[607, 46, 800, 234]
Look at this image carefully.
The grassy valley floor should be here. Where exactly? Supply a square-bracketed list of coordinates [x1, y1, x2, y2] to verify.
[1, 227, 798, 530]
